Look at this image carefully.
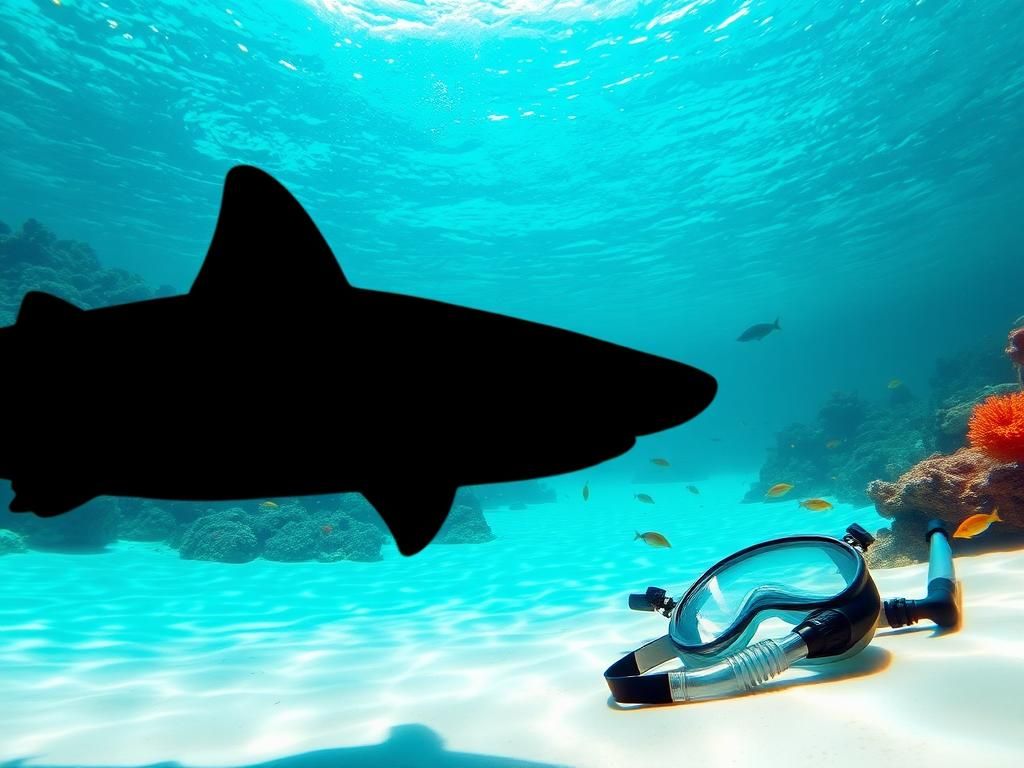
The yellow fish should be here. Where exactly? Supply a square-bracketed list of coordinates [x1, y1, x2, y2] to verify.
[582, 482, 590, 502]
[651, 458, 670, 467]
[953, 508, 1001, 539]
[634, 493, 655, 504]
[799, 498, 834, 512]
[635, 530, 671, 548]
[687, 485, 700, 495]
[259, 500, 279, 509]
[765, 483, 794, 498]
[887, 379, 903, 389]
[825, 439, 841, 449]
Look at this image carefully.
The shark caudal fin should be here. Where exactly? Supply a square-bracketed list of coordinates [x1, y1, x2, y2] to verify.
[190, 165, 349, 304]
[362, 483, 457, 556]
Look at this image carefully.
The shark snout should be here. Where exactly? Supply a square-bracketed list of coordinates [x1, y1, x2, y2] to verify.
[624, 352, 717, 435]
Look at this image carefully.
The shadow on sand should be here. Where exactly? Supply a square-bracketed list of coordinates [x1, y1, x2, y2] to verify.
[1, 724, 573, 768]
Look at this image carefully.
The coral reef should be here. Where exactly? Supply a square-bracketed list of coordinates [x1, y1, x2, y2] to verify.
[0, 528, 27, 555]
[867, 447, 1024, 564]
[744, 393, 927, 506]
[178, 508, 260, 563]
[117, 500, 178, 541]
[933, 383, 1019, 454]
[818, 392, 867, 441]
[967, 391, 1024, 463]
[436, 493, 495, 544]
[0, 218, 176, 325]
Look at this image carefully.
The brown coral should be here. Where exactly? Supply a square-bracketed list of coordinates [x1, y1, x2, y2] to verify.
[868, 447, 1024, 531]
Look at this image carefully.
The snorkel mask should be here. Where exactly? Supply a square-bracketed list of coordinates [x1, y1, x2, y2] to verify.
[605, 521, 960, 704]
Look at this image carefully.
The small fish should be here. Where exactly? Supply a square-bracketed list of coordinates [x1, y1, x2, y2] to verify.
[259, 500, 279, 509]
[651, 458, 670, 467]
[825, 439, 841, 449]
[634, 493, 655, 504]
[737, 317, 781, 342]
[687, 485, 700, 495]
[321, 524, 333, 536]
[765, 483, 794, 498]
[887, 379, 903, 390]
[799, 498, 834, 512]
[635, 530, 671, 548]
[582, 482, 590, 502]
[953, 508, 1001, 539]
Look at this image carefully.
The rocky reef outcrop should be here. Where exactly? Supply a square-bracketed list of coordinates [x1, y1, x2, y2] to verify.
[744, 391, 928, 506]
[866, 447, 1024, 567]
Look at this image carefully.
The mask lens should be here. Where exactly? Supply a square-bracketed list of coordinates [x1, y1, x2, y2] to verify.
[671, 539, 861, 650]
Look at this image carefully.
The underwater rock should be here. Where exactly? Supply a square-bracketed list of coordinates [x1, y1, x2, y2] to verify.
[745, 391, 930, 507]
[117, 501, 177, 541]
[818, 392, 867, 440]
[864, 514, 932, 569]
[743, 423, 831, 502]
[867, 447, 1024, 562]
[0, 220, 10, 237]
[250, 502, 311, 544]
[264, 519, 320, 562]
[315, 512, 386, 562]
[933, 383, 1019, 454]
[0, 528, 27, 555]
[928, 345, 1013, 417]
[436, 492, 495, 545]
[178, 508, 260, 563]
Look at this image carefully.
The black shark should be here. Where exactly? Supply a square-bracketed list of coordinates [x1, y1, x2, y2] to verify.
[0, 166, 717, 555]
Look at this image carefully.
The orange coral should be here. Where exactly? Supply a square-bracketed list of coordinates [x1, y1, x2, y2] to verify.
[968, 391, 1024, 463]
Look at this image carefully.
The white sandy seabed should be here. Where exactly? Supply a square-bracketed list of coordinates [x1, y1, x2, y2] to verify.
[0, 474, 1022, 768]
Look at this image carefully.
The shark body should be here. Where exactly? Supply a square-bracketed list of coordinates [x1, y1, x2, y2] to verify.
[0, 166, 717, 555]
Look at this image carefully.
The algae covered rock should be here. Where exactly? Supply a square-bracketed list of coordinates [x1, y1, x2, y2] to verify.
[179, 508, 259, 563]
[316, 514, 386, 562]
[118, 501, 178, 541]
[0, 528, 27, 555]
[264, 520, 320, 562]
[436, 492, 495, 544]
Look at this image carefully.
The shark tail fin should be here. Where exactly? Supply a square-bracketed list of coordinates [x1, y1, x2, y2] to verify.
[774, 317, 781, 330]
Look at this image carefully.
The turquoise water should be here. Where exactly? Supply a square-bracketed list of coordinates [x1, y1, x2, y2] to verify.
[1, 1, 1023, 765]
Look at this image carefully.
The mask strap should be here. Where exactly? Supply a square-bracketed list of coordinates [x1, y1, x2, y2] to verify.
[604, 634, 677, 704]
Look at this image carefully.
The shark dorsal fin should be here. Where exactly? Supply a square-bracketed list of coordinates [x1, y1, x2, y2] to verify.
[190, 165, 349, 303]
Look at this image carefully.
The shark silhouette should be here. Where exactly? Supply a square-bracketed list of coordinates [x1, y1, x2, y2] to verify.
[0, 166, 717, 555]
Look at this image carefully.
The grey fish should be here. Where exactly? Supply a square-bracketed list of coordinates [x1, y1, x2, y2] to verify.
[737, 317, 780, 342]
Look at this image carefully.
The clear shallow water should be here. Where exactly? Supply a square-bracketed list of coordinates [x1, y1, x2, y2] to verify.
[1, 474, 893, 765]
[3, 477, 1023, 768]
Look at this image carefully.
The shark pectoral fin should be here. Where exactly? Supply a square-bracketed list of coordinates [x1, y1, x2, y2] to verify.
[190, 165, 350, 304]
[15, 291, 84, 329]
[9, 478, 96, 517]
[362, 483, 457, 557]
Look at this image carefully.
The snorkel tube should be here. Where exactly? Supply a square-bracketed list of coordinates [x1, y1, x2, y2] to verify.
[878, 519, 960, 629]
